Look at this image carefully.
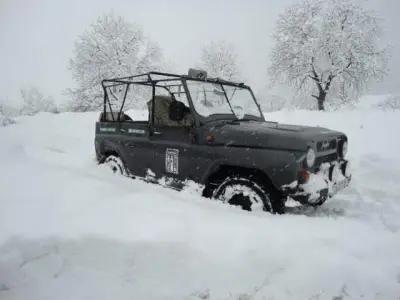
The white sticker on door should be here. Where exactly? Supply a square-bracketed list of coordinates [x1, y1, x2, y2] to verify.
[165, 148, 179, 175]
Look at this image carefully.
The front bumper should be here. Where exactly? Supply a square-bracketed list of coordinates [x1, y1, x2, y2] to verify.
[283, 160, 351, 206]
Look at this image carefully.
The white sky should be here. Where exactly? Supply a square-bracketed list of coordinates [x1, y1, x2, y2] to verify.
[0, 0, 399, 105]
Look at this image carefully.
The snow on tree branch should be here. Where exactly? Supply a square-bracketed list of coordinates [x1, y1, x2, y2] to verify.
[198, 41, 242, 82]
[269, 0, 388, 110]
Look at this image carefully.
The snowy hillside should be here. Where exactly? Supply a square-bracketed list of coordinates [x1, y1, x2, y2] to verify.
[1, 99, 400, 299]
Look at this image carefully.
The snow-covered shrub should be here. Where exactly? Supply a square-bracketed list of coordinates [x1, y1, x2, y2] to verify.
[269, 0, 388, 110]
[0, 105, 16, 126]
[20, 87, 58, 115]
[282, 95, 319, 111]
[324, 95, 359, 111]
[68, 12, 163, 112]
[284, 94, 359, 111]
[258, 92, 358, 112]
[0, 115, 15, 127]
[376, 95, 400, 111]
[0, 102, 20, 118]
[257, 94, 288, 112]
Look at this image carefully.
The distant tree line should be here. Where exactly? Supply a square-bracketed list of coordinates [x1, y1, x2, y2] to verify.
[66, 12, 244, 111]
[8, 0, 389, 115]
[0, 87, 58, 126]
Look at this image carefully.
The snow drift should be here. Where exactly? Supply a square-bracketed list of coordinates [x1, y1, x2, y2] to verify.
[1, 97, 400, 299]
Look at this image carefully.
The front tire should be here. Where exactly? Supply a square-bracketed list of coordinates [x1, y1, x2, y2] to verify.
[211, 175, 285, 213]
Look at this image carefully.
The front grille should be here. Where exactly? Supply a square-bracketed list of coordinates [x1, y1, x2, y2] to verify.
[316, 139, 337, 152]
[315, 152, 338, 166]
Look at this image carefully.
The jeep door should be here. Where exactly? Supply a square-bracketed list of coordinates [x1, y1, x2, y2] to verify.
[148, 126, 195, 182]
[118, 121, 154, 178]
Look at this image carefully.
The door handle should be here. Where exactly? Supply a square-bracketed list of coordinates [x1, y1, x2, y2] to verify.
[153, 131, 162, 135]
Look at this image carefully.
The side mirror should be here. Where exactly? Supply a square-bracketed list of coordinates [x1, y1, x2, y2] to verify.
[169, 101, 186, 121]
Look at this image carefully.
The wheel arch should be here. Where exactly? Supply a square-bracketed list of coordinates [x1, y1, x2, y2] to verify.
[98, 149, 122, 164]
[202, 164, 278, 198]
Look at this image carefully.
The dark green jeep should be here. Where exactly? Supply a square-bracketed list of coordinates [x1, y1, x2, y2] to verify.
[95, 69, 351, 213]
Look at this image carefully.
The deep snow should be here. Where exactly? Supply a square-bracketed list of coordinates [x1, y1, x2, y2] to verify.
[1, 98, 400, 299]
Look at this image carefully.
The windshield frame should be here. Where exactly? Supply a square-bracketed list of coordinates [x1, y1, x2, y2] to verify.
[183, 78, 265, 124]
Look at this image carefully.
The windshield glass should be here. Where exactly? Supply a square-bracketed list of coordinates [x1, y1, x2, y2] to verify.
[186, 80, 262, 120]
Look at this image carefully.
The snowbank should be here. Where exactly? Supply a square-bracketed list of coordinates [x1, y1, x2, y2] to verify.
[1, 105, 400, 299]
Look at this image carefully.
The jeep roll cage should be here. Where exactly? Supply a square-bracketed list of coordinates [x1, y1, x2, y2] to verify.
[101, 71, 264, 126]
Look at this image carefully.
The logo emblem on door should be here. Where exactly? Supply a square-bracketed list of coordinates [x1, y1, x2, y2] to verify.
[165, 148, 179, 175]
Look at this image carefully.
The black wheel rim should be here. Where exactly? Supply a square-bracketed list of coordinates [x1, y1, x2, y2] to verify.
[229, 194, 253, 211]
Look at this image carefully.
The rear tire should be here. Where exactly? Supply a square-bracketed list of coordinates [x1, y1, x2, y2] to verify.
[104, 155, 127, 176]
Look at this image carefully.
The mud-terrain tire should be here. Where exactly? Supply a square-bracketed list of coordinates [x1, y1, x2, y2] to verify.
[212, 176, 284, 214]
[104, 155, 127, 176]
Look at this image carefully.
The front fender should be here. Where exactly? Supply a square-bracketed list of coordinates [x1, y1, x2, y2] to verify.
[200, 146, 302, 190]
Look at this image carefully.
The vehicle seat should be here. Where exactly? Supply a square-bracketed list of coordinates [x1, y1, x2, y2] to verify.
[147, 95, 193, 127]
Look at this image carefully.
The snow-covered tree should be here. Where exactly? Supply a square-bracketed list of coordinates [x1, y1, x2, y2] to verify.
[0, 104, 16, 126]
[269, 0, 388, 110]
[20, 87, 58, 115]
[199, 41, 242, 82]
[68, 12, 163, 111]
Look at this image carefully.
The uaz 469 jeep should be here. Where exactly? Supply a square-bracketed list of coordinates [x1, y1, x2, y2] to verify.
[95, 69, 351, 213]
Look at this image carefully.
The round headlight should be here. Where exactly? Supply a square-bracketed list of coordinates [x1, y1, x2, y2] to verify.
[339, 141, 348, 158]
[342, 161, 351, 178]
[306, 148, 316, 168]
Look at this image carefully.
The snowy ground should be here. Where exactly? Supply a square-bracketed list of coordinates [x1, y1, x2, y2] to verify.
[1, 97, 400, 299]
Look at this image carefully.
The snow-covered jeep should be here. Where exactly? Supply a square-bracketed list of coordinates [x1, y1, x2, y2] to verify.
[95, 69, 351, 213]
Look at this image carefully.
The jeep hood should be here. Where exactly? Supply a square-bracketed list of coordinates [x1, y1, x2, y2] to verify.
[205, 121, 345, 151]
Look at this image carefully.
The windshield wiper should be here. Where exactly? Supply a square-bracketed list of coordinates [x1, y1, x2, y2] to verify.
[229, 118, 253, 123]
[219, 84, 237, 117]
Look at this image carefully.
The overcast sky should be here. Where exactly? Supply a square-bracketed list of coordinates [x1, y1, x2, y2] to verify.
[1, 0, 399, 105]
